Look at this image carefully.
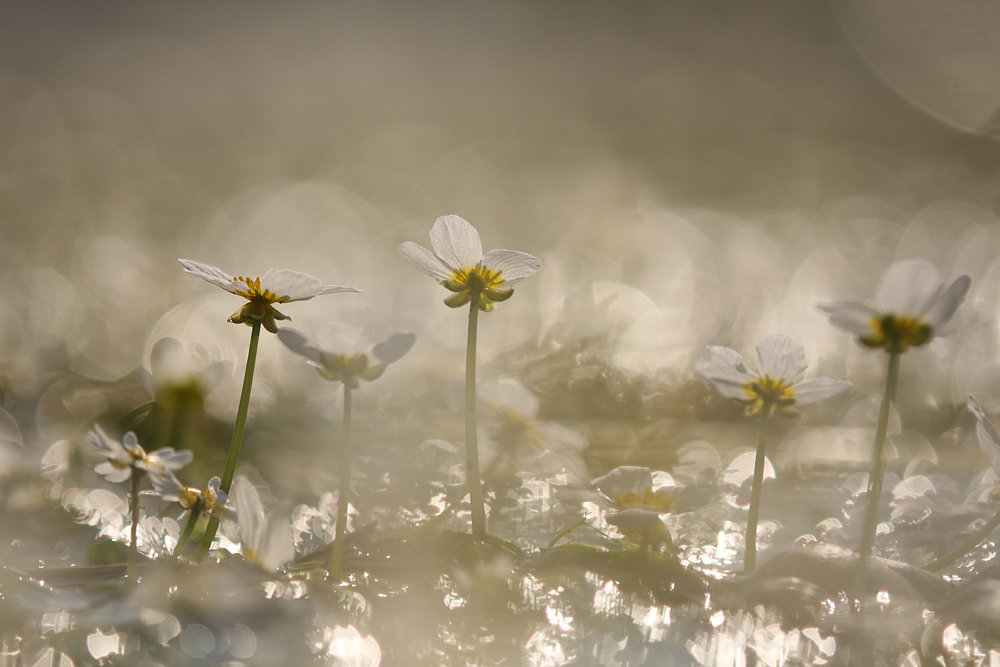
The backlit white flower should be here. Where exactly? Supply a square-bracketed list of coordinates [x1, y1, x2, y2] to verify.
[148, 470, 235, 519]
[179, 259, 361, 333]
[818, 260, 971, 353]
[233, 476, 295, 571]
[398, 215, 542, 311]
[88, 425, 192, 483]
[277, 327, 416, 390]
[143, 337, 231, 410]
[695, 334, 850, 418]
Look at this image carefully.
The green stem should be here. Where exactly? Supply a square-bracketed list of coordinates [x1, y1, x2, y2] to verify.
[331, 385, 353, 577]
[196, 320, 261, 559]
[171, 498, 205, 560]
[548, 518, 589, 548]
[128, 467, 140, 585]
[466, 303, 487, 539]
[924, 506, 1000, 572]
[167, 405, 188, 454]
[744, 406, 772, 574]
[854, 350, 901, 602]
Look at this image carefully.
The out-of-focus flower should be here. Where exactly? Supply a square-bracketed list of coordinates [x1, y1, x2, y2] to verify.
[233, 476, 295, 571]
[277, 327, 415, 390]
[88, 425, 192, 483]
[818, 260, 971, 353]
[479, 379, 587, 483]
[178, 259, 361, 333]
[398, 215, 542, 311]
[695, 334, 850, 418]
[143, 337, 231, 410]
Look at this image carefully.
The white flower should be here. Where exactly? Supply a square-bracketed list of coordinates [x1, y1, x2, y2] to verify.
[147, 471, 238, 542]
[143, 337, 231, 409]
[178, 259, 361, 333]
[277, 327, 416, 390]
[233, 476, 295, 571]
[479, 379, 587, 483]
[818, 260, 971, 353]
[695, 334, 850, 417]
[398, 215, 542, 311]
[88, 425, 192, 483]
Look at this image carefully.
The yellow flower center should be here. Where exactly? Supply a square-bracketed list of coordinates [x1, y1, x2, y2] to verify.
[441, 266, 513, 312]
[613, 488, 676, 513]
[228, 277, 290, 333]
[235, 276, 285, 304]
[741, 376, 795, 417]
[317, 353, 371, 386]
[860, 315, 931, 353]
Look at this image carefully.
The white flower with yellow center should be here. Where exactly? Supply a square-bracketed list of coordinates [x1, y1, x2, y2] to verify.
[277, 327, 416, 390]
[178, 259, 361, 333]
[695, 334, 850, 418]
[398, 215, 542, 311]
[88, 425, 192, 483]
[818, 260, 971, 354]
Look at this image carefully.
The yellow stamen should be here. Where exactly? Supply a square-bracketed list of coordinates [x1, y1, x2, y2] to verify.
[740, 376, 796, 417]
[860, 315, 931, 353]
[613, 488, 676, 513]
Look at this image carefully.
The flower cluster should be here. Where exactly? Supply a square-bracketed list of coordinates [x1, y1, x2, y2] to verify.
[89, 425, 192, 483]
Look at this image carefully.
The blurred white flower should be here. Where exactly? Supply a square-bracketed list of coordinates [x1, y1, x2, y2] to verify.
[178, 259, 361, 333]
[479, 379, 587, 483]
[398, 215, 541, 311]
[277, 327, 415, 390]
[232, 476, 295, 571]
[818, 260, 971, 353]
[88, 425, 192, 483]
[695, 334, 850, 418]
[142, 337, 231, 409]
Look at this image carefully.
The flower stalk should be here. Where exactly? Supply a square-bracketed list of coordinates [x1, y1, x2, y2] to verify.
[854, 350, 900, 600]
[744, 404, 772, 574]
[196, 320, 262, 559]
[171, 496, 205, 560]
[128, 465, 140, 584]
[466, 302, 487, 539]
[330, 386, 354, 576]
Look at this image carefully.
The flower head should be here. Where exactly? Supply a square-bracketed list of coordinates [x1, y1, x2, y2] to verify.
[88, 425, 192, 483]
[146, 471, 238, 541]
[179, 259, 361, 333]
[695, 334, 850, 418]
[277, 327, 416, 390]
[144, 337, 231, 411]
[818, 260, 971, 354]
[398, 215, 542, 311]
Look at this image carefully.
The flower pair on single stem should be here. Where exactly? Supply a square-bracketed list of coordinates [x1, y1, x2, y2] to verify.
[399, 215, 542, 540]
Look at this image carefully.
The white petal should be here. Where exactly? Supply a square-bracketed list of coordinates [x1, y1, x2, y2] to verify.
[277, 328, 325, 367]
[370, 332, 416, 367]
[259, 268, 360, 302]
[694, 346, 757, 399]
[555, 488, 611, 508]
[95, 462, 133, 483]
[923, 274, 971, 328]
[258, 514, 295, 571]
[481, 249, 542, 285]
[428, 215, 483, 270]
[149, 469, 186, 503]
[791, 377, 851, 405]
[234, 477, 265, 555]
[594, 466, 653, 500]
[199, 360, 231, 392]
[755, 334, 807, 384]
[150, 337, 191, 385]
[876, 260, 943, 317]
[817, 301, 881, 337]
[670, 484, 734, 514]
[969, 396, 1000, 471]
[146, 448, 194, 471]
[178, 259, 241, 292]
[606, 509, 664, 532]
[398, 242, 453, 281]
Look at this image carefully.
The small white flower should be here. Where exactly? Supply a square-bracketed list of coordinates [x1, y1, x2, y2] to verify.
[479, 379, 587, 483]
[147, 471, 238, 541]
[818, 260, 971, 353]
[179, 259, 361, 333]
[143, 337, 231, 409]
[233, 476, 295, 571]
[88, 425, 192, 483]
[695, 334, 850, 417]
[277, 327, 415, 390]
[398, 215, 542, 311]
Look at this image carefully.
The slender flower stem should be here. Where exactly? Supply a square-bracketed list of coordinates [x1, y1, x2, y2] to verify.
[196, 320, 262, 559]
[128, 466, 140, 585]
[924, 506, 1000, 572]
[167, 405, 188, 455]
[854, 350, 901, 602]
[171, 497, 205, 560]
[744, 406, 772, 574]
[331, 385, 353, 576]
[466, 303, 487, 539]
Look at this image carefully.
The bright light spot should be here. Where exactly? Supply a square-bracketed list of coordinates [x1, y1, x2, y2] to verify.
[86, 629, 123, 660]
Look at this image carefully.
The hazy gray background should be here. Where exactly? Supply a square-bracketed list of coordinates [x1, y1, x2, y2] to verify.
[3, 0, 1000, 424]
